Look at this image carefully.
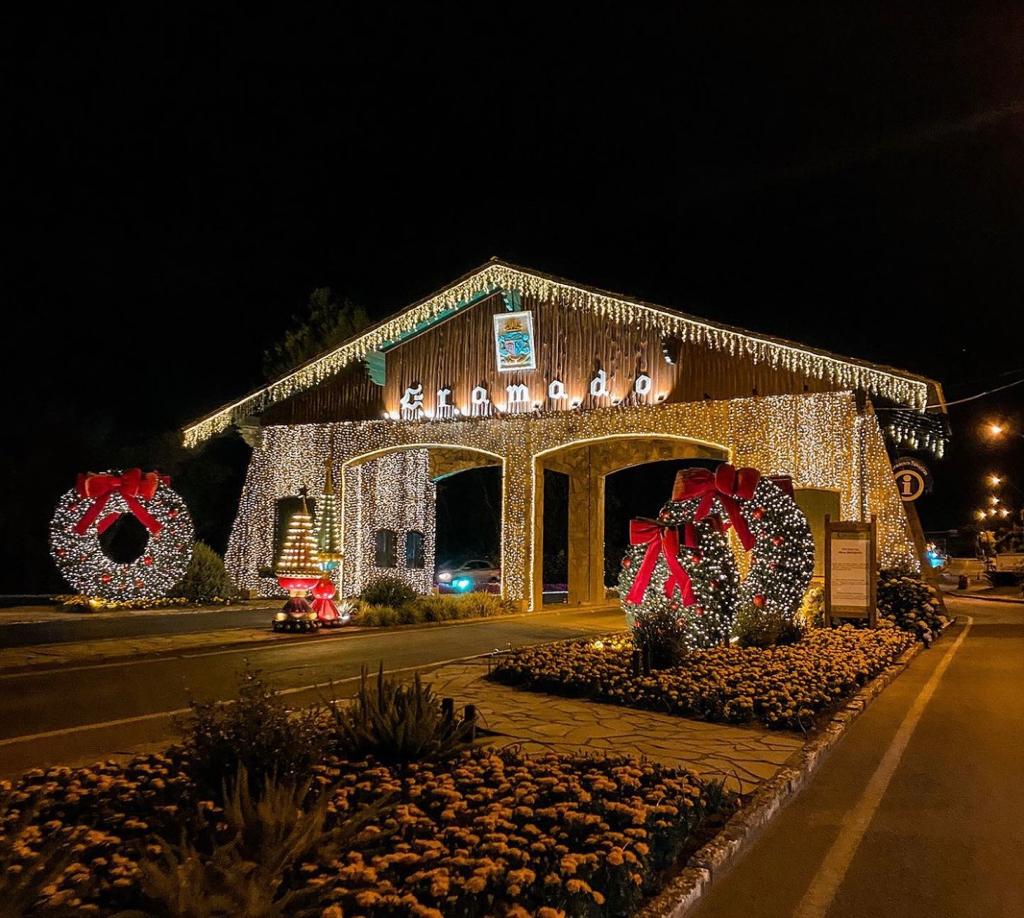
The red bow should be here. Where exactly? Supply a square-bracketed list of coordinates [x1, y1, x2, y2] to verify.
[625, 518, 698, 606]
[672, 463, 761, 551]
[73, 469, 170, 536]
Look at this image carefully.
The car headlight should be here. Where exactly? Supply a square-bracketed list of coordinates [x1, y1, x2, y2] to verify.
[438, 571, 452, 582]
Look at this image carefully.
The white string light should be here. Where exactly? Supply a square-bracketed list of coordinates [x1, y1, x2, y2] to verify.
[224, 392, 918, 601]
[184, 263, 931, 446]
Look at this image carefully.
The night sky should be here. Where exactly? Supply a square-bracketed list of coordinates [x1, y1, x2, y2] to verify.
[8, 7, 1024, 593]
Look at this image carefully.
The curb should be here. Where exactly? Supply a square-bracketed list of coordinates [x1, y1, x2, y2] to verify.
[952, 592, 1024, 605]
[638, 619, 955, 918]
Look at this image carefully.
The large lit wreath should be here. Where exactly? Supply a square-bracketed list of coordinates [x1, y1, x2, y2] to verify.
[618, 513, 738, 658]
[671, 464, 814, 621]
[619, 463, 814, 655]
[50, 469, 194, 600]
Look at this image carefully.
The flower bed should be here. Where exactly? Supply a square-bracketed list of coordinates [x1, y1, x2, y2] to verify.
[490, 627, 916, 731]
[2, 747, 731, 916]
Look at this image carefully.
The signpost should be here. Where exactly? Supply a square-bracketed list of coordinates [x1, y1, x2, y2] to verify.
[824, 514, 877, 626]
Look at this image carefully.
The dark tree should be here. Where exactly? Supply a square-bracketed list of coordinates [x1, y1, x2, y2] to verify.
[262, 287, 370, 380]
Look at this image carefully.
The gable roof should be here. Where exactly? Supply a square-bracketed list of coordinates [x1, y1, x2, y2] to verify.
[183, 258, 941, 446]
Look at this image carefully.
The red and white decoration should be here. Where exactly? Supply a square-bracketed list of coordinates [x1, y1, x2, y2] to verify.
[50, 469, 194, 600]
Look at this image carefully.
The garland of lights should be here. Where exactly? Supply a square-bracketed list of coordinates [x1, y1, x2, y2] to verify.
[50, 470, 194, 600]
[617, 513, 738, 657]
[184, 263, 930, 446]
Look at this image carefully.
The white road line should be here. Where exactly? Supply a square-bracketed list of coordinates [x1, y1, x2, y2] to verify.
[793, 616, 973, 918]
[0, 654, 488, 748]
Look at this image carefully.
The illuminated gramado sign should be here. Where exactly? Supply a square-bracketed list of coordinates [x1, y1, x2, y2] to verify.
[387, 308, 662, 421]
[393, 371, 658, 421]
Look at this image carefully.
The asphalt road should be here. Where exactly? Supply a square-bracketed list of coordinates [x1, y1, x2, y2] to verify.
[0, 607, 622, 777]
[0, 606, 278, 648]
[691, 596, 1023, 918]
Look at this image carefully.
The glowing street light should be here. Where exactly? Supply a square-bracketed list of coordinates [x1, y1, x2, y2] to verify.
[988, 422, 1005, 437]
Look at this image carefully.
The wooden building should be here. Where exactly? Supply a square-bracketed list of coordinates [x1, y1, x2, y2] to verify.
[185, 260, 946, 609]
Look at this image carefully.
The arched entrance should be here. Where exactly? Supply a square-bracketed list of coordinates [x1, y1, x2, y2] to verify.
[531, 436, 729, 610]
[339, 444, 504, 598]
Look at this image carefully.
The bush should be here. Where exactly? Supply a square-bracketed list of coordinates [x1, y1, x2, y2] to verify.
[359, 575, 416, 608]
[178, 666, 327, 799]
[174, 542, 236, 602]
[132, 764, 390, 918]
[877, 569, 948, 642]
[734, 602, 802, 648]
[797, 584, 825, 628]
[326, 665, 473, 795]
[632, 603, 692, 668]
[353, 591, 514, 627]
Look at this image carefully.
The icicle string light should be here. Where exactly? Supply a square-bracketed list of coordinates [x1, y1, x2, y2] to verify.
[224, 391, 918, 604]
[184, 263, 931, 446]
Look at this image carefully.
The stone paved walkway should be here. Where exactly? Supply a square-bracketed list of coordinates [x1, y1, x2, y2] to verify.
[423, 660, 803, 794]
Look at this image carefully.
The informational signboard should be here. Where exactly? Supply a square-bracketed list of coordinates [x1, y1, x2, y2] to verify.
[493, 311, 537, 372]
[824, 515, 877, 626]
[892, 457, 931, 502]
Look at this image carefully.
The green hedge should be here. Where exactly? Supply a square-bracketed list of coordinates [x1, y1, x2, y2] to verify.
[355, 591, 514, 627]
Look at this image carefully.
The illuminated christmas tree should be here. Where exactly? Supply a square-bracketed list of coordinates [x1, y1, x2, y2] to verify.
[274, 488, 321, 584]
[315, 447, 343, 567]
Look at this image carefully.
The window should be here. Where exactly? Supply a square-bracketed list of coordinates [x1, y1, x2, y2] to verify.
[405, 531, 425, 569]
[374, 529, 397, 568]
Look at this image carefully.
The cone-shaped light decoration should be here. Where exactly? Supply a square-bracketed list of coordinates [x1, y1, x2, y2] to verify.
[315, 443, 343, 567]
[274, 487, 322, 593]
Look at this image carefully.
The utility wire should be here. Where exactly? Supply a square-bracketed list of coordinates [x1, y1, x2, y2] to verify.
[875, 374, 1024, 411]
[941, 375, 1024, 409]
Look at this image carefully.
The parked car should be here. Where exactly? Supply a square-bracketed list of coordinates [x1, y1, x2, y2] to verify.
[436, 559, 501, 593]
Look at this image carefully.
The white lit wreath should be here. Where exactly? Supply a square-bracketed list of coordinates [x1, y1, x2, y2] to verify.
[669, 464, 814, 622]
[49, 469, 194, 600]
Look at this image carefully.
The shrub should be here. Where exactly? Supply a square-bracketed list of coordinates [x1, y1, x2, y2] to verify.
[359, 575, 416, 608]
[326, 665, 472, 795]
[734, 602, 802, 648]
[354, 591, 514, 627]
[797, 584, 825, 628]
[419, 591, 511, 620]
[178, 666, 327, 799]
[877, 569, 948, 642]
[632, 603, 692, 668]
[174, 542, 236, 602]
[132, 765, 389, 918]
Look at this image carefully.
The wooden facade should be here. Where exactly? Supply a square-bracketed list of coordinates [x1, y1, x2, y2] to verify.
[260, 289, 930, 426]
